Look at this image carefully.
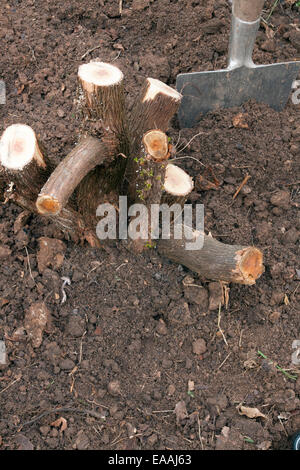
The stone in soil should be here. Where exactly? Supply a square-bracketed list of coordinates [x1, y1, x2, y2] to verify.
[192, 338, 207, 355]
[270, 190, 290, 209]
[208, 282, 224, 311]
[24, 302, 51, 348]
[65, 313, 86, 337]
[0, 245, 11, 259]
[37, 237, 66, 273]
[184, 285, 209, 310]
[107, 380, 121, 396]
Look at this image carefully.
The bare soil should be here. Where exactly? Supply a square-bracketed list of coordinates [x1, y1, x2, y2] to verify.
[0, 0, 299, 451]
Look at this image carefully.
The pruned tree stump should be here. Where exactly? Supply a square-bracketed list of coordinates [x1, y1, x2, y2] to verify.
[0, 60, 264, 286]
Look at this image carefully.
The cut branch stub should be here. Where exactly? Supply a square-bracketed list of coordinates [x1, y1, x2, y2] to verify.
[142, 130, 170, 162]
[78, 60, 127, 140]
[158, 228, 264, 285]
[77, 61, 129, 225]
[0, 124, 50, 201]
[130, 77, 182, 148]
[128, 130, 171, 253]
[0, 124, 99, 246]
[162, 163, 194, 207]
[36, 136, 112, 216]
[125, 78, 181, 201]
[11, 190, 99, 247]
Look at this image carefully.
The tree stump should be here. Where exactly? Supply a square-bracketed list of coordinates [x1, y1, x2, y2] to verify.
[0, 60, 264, 286]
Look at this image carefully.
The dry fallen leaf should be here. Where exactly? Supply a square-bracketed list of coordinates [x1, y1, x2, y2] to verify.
[51, 417, 67, 432]
[175, 400, 188, 425]
[238, 405, 266, 419]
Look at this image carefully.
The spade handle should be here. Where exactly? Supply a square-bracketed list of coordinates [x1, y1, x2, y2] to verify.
[233, 0, 265, 22]
[228, 0, 265, 69]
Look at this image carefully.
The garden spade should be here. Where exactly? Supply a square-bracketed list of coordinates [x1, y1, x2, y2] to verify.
[176, 0, 300, 128]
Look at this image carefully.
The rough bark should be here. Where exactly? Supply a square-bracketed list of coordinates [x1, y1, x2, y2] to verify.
[77, 61, 130, 227]
[127, 130, 171, 252]
[1, 62, 265, 286]
[36, 136, 112, 216]
[130, 78, 182, 144]
[0, 124, 52, 202]
[8, 191, 99, 246]
[78, 60, 127, 142]
[158, 227, 264, 285]
[0, 124, 99, 246]
[125, 78, 182, 203]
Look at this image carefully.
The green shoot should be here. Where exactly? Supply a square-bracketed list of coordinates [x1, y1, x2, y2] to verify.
[257, 350, 297, 381]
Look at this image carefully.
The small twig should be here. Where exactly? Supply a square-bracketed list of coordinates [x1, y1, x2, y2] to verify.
[266, 0, 279, 21]
[85, 398, 109, 410]
[239, 329, 243, 348]
[285, 181, 300, 186]
[24, 246, 36, 285]
[86, 261, 104, 278]
[232, 174, 251, 200]
[152, 410, 174, 414]
[278, 417, 288, 437]
[197, 414, 204, 450]
[78, 331, 87, 364]
[218, 304, 228, 347]
[81, 45, 102, 60]
[19, 406, 107, 431]
[0, 374, 22, 395]
[177, 131, 208, 154]
[218, 352, 232, 370]
[111, 50, 122, 62]
[110, 431, 125, 446]
[116, 261, 128, 272]
[168, 155, 205, 167]
[119, 0, 123, 15]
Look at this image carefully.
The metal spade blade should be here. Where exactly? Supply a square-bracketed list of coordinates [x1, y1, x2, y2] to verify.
[176, 0, 300, 128]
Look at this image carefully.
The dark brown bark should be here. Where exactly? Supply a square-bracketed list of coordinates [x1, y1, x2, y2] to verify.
[127, 130, 171, 252]
[77, 61, 130, 227]
[158, 228, 264, 285]
[125, 79, 182, 203]
[130, 78, 182, 146]
[1, 62, 265, 286]
[0, 124, 99, 246]
[8, 191, 99, 247]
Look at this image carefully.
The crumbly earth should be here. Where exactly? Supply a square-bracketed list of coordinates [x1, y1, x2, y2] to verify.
[0, 0, 299, 451]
